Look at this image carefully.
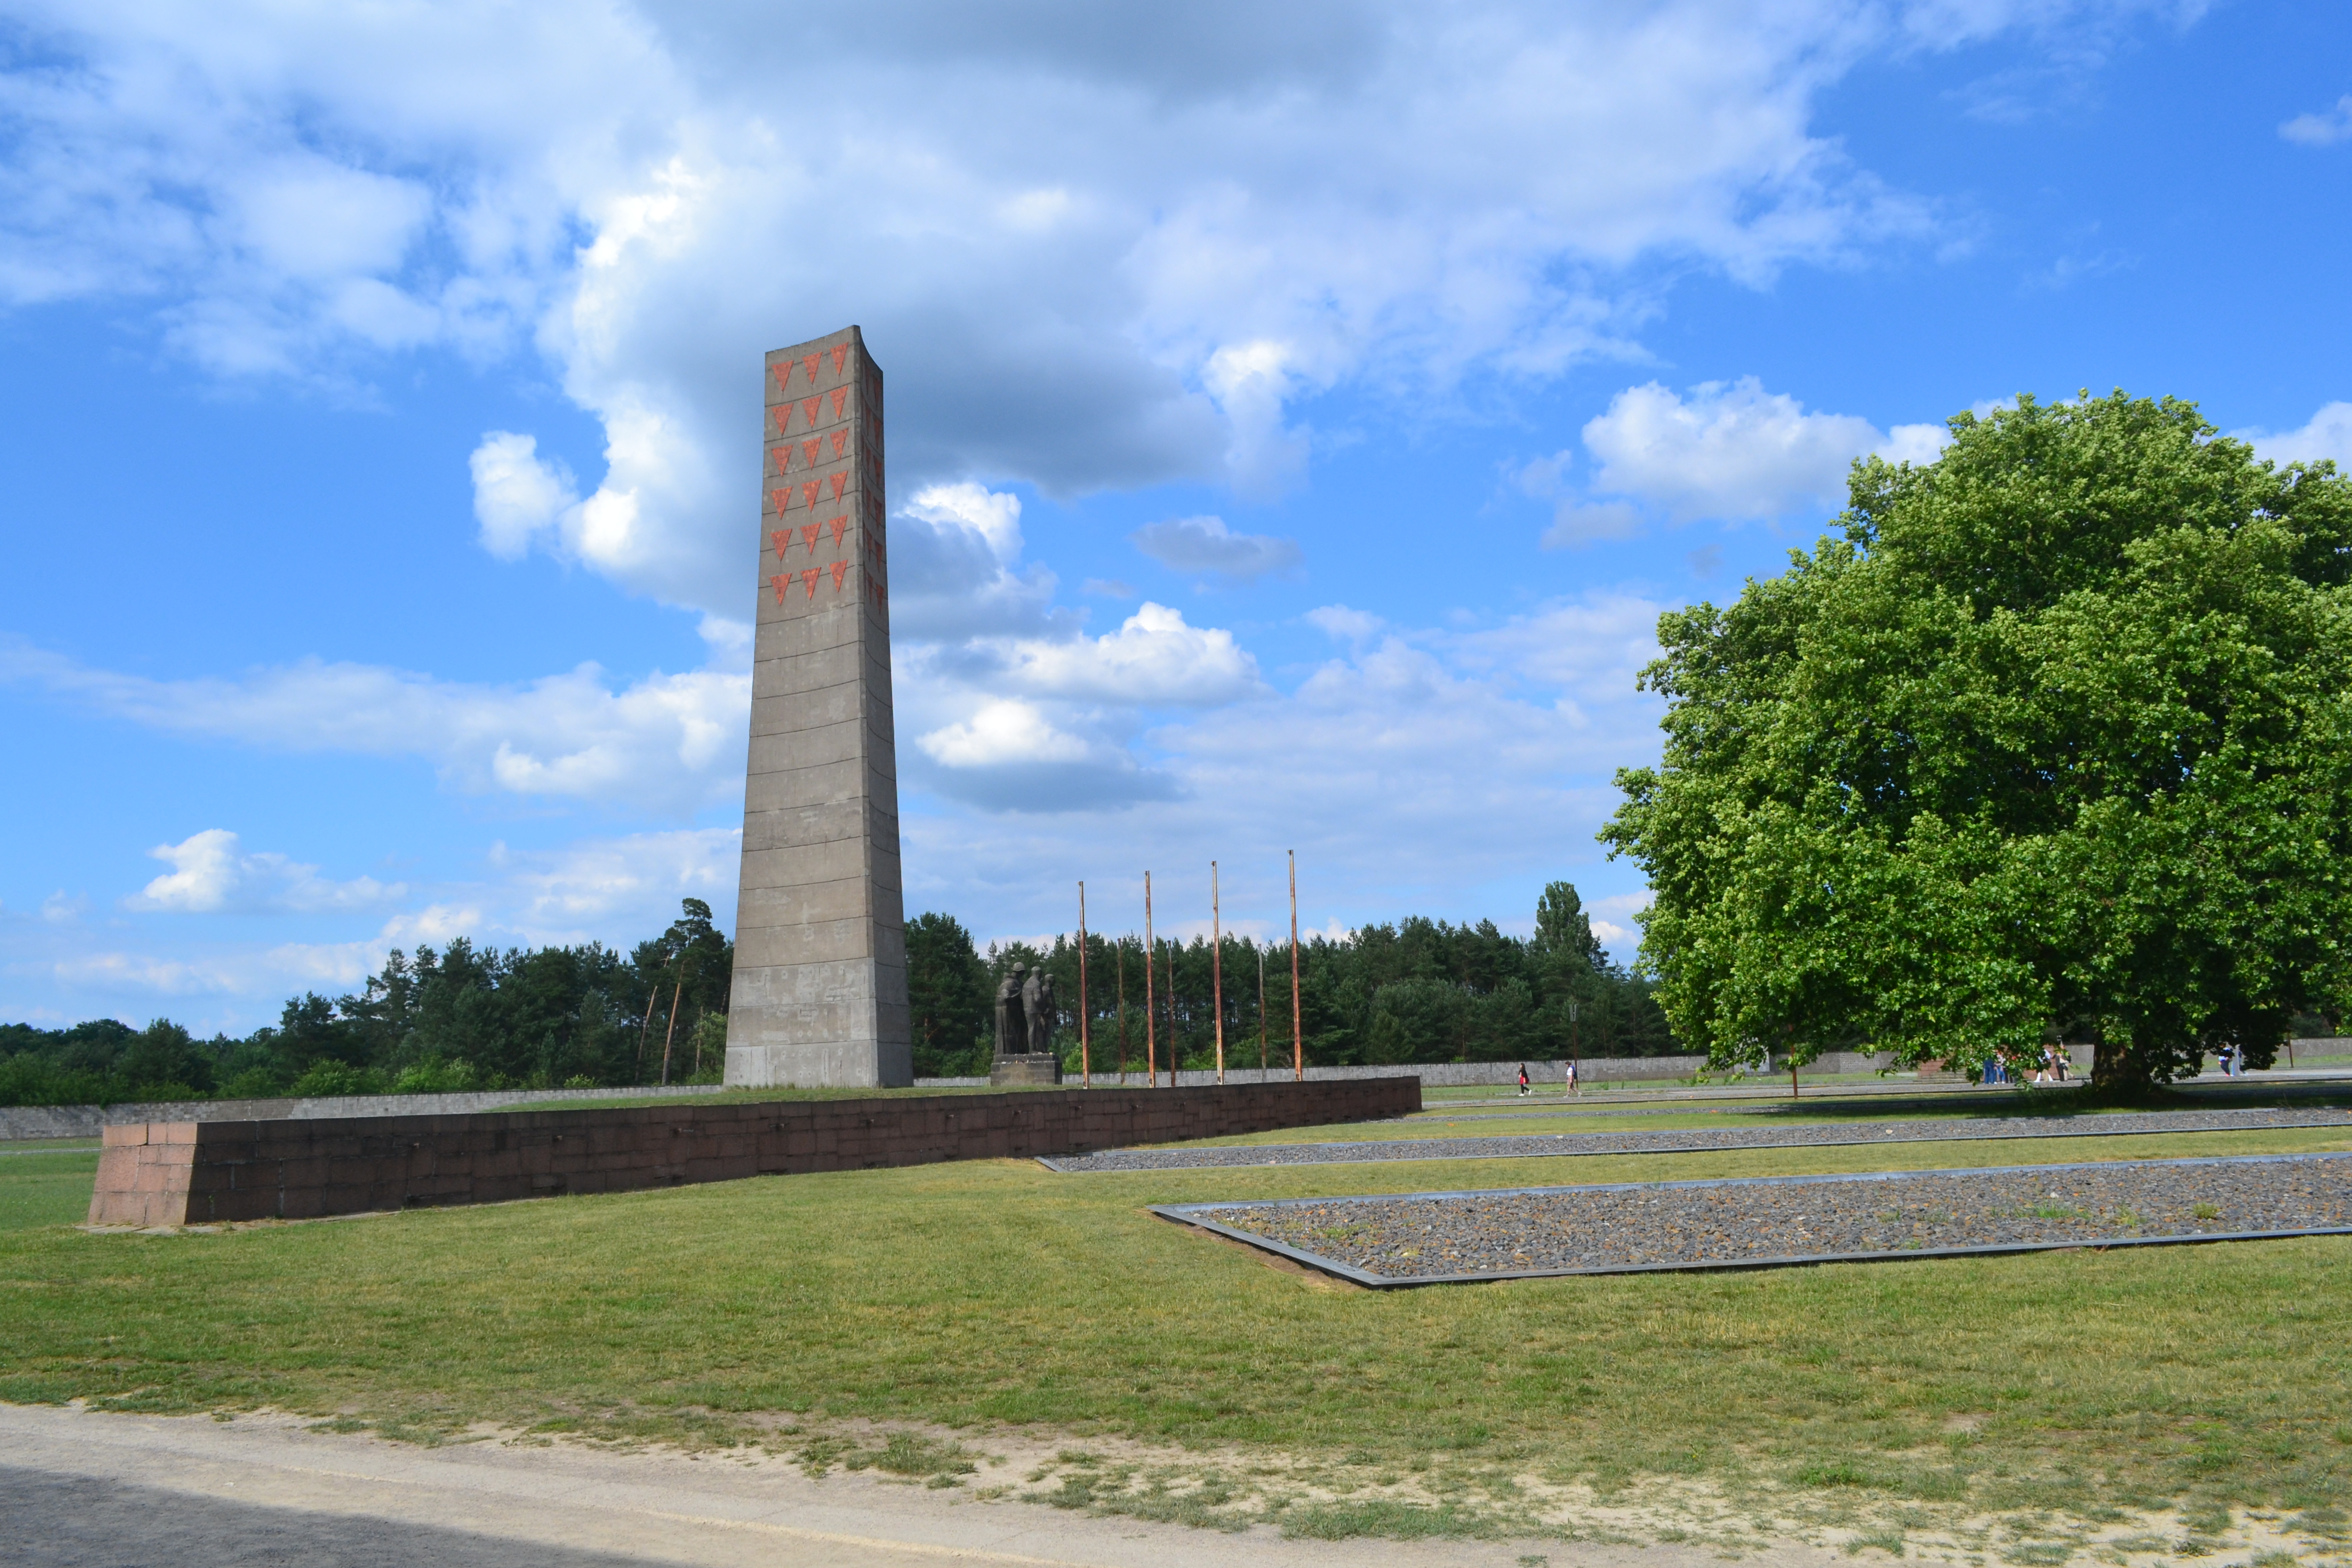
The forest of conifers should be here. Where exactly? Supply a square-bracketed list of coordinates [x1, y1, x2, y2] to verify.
[0, 883, 1672, 1106]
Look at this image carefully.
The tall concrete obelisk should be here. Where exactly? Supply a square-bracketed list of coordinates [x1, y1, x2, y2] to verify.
[724, 326, 912, 1088]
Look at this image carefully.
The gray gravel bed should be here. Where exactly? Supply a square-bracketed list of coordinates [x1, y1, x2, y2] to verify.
[1043, 1104, 2352, 1172]
[1160, 1152, 2352, 1285]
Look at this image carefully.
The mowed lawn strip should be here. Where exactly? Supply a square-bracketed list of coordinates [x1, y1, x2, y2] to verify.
[1, 1125, 2346, 1522]
[0, 1149, 109, 1232]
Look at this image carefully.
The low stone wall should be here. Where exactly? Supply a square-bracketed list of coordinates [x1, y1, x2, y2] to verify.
[86, 1075, 1422, 1228]
[2, 1083, 724, 1142]
[1019, 1052, 1897, 1089]
[982, 1058, 1708, 1089]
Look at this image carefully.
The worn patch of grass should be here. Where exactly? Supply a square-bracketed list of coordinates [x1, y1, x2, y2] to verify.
[2, 1124, 2349, 1542]
[1281, 1497, 1506, 1539]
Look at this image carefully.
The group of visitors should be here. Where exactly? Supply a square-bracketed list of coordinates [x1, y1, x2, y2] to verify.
[1982, 1045, 2074, 1085]
[1515, 1062, 1578, 1097]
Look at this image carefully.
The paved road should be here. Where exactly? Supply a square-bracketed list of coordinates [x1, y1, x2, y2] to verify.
[0, 1402, 1847, 1568]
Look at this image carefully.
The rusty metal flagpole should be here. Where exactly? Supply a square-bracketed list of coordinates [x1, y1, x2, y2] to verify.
[1166, 935, 1179, 1088]
[1077, 881, 1090, 1089]
[1211, 860, 1225, 1085]
[1289, 849, 1302, 1081]
[1143, 872, 1157, 1089]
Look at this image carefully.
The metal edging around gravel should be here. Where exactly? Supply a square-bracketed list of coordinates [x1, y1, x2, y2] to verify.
[1148, 1150, 2352, 1289]
[1044, 1104, 2352, 1172]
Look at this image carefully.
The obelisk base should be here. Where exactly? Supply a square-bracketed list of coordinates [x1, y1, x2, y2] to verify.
[989, 1054, 1063, 1086]
[728, 1040, 912, 1090]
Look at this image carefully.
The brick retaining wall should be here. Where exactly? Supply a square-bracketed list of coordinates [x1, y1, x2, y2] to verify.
[87, 1076, 1422, 1228]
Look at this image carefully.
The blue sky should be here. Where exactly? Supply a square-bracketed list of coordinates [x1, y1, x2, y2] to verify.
[3, 1, 2348, 1034]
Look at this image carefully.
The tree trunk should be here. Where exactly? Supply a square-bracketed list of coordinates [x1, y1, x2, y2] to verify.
[2089, 1036, 2153, 1096]
[634, 986, 660, 1079]
[659, 975, 685, 1085]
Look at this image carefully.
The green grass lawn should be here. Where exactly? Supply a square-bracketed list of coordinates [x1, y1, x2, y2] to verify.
[0, 1147, 104, 1232]
[3, 1123, 2348, 1548]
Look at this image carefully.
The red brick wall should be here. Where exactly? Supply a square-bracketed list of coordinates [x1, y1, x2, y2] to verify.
[88, 1077, 1421, 1227]
[86, 1123, 200, 1227]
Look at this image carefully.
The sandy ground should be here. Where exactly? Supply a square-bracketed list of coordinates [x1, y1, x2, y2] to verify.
[0, 1401, 1871, 1568]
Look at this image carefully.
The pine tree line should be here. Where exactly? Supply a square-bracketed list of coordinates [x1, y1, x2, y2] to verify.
[905, 881, 1673, 1079]
[3, 883, 1673, 1105]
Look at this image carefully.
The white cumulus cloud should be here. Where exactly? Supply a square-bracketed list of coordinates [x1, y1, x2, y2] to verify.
[0, 0, 2050, 615]
[887, 482, 1060, 641]
[995, 603, 1262, 706]
[470, 431, 580, 560]
[1578, 378, 1947, 527]
[2238, 402, 2352, 471]
[2281, 96, 2352, 148]
[126, 829, 402, 915]
[919, 700, 1095, 768]
[1, 636, 749, 817]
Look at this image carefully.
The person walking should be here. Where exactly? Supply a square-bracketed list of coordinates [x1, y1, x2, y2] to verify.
[1517, 1063, 1530, 1098]
[1564, 1059, 1578, 1096]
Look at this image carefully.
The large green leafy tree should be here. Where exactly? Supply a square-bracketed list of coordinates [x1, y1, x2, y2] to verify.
[1603, 393, 2352, 1090]
[905, 912, 992, 1075]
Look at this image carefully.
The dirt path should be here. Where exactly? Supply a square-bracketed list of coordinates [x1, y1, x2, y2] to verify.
[0, 1401, 1852, 1568]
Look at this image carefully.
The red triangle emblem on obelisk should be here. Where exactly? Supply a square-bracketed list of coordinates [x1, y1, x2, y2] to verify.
[800, 568, 820, 598]
[829, 472, 848, 500]
[771, 529, 790, 560]
[830, 560, 850, 590]
[801, 354, 821, 384]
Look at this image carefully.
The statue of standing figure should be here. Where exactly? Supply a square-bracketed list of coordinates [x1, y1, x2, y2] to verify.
[1025, 969, 1056, 1056]
[994, 964, 1027, 1058]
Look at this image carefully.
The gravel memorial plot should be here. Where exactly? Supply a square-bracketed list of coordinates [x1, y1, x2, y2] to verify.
[1044, 1103, 2352, 1172]
[1156, 1152, 2352, 1286]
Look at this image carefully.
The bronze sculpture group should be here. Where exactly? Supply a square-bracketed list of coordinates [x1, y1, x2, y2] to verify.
[993, 963, 1058, 1059]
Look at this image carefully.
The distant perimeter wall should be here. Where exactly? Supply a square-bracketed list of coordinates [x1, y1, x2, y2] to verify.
[28, 1038, 2347, 1143]
[3, 1084, 725, 1142]
[87, 1076, 1421, 1227]
[939, 1053, 1891, 1089]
